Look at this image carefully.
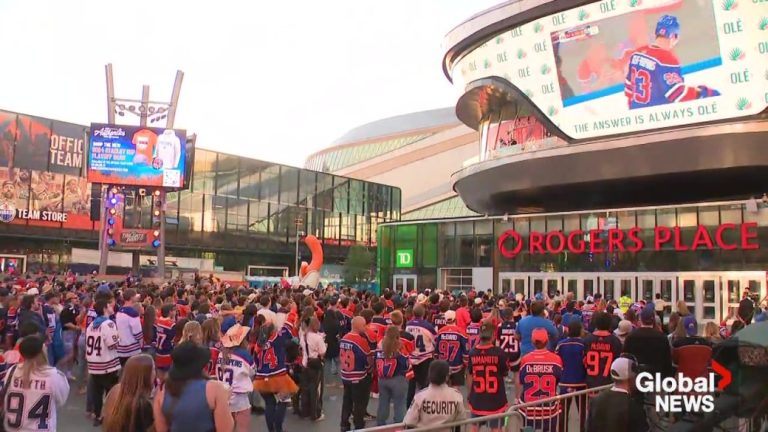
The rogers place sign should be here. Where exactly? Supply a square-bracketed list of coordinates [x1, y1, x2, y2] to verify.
[497, 223, 760, 259]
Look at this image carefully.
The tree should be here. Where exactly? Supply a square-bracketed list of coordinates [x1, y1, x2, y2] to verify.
[343, 245, 374, 285]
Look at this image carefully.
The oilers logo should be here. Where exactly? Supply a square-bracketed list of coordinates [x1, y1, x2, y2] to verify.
[0, 200, 16, 223]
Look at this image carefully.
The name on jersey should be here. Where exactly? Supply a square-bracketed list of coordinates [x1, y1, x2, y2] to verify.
[523, 364, 555, 374]
[630, 55, 656, 71]
[471, 355, 500, 365]
[11, 377, 47, 391]
[589, 342, 612, 352]
[439, 333, 459, 341]
[216, 357, 244, 368]
[420, 400, 462, 416]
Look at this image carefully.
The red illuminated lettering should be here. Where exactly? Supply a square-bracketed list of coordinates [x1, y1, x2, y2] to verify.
[498, 230, 524, 258]
[567, 230, 586, 253]
[673, 227, 689, 251]
[715, 223, 737, 250]
[654, 226, 672, 250]
[690, 225, 714, 250]
[626, 227, 644, 252]
[545, 231, 566, 254]
[607, 228, 625, 252]
[589, 229, 603, 253]
[529, 232, 544, 254]
[741, 222, 759, 250]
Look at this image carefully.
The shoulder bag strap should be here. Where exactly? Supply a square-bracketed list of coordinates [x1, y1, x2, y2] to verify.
[0, 364, 19, 416]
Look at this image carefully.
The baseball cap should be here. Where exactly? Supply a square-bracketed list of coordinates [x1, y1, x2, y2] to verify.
[614, 320, 633, 337]
[532, 328, 549, 344]
[474, 297, 483, 305]
[682, 315, 698, 336]
[640, 304, 656, 324]
[585, 296, 594, 304]
[417, 294, 427, 304]
[610, 357, 636, 381]
[444, 310, 456, 322]
[26, 287, 40, 296]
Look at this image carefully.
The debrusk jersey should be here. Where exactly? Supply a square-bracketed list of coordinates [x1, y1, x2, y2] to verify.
[2, 365, 69, 432]
[434, 325, 469, 375]
[154, 317, 176, 370]
[518, 349, 563, 419]
[155, 130, 181, 169]
[467, 344, 509, 415]
[466, 322, 481, 352]
[115, 306, 142, 358]
[582, 330, 623, 390]
[216, 346, 255, 394]
[85, 317, 121, 375]
[405, 319, 436, 365]
[339, 332, 373, 383]
[375, 348, 413, 379]
[497, 320, 521, 370]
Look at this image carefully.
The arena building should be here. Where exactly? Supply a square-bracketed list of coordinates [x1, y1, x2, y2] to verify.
[0, 109, 400, 276]
[377, 0, 768, 327]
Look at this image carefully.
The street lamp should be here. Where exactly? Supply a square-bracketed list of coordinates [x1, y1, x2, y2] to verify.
[294, 217, 304, 277]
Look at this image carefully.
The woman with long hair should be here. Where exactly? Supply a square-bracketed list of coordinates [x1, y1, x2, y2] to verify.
[704, 321, 723, 344]
[102, 354, 155, 432]
[142, 304, 157, 356]
[299, 315, 327, 421]
[180, 321, 203, 345]
[253, 313, 299, 432]
[153, 342, 233, 432]
[376, 325, 412, 426]
[218, 324, 255, 432]
[2, 335, 69, 431]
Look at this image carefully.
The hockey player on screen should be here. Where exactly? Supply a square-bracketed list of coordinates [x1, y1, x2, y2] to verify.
[624, 15, 719, 110]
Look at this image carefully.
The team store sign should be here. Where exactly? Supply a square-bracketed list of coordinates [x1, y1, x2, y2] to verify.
[497, 223, 760, 259]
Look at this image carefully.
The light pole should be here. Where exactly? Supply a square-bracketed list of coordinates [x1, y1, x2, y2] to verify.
[294, 217, 303, 277]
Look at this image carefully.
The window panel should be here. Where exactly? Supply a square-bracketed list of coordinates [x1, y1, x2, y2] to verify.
[333, 178, 349, 214]
[279, 166, 299, 205]
[260, 165, 280, 204]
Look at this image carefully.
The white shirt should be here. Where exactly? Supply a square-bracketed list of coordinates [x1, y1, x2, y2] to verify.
[257, 308, 277, 326]
[2, 365, 70, 432]
[299, 329, 327, 367]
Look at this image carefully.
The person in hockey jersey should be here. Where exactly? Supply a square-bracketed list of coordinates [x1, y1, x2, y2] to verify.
[405, 304, 436, 407]
[218, 324, 255, 432]
[624, 15, 719, 110]
[153, 304, 176, 384]
[517, 328, 563, 432]
[85, 298, 121, 427]
[339, 316, 375, 432]
[467, 321, 508, 432]
[433, 310, 469, 387]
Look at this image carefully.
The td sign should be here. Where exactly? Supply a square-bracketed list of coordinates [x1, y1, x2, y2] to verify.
[396, 249, 414, 268]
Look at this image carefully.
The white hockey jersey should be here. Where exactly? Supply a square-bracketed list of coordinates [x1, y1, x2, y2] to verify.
[85, 318, 121, 375]
[215, 347, 255, 394]
[2, 365, 70, 432]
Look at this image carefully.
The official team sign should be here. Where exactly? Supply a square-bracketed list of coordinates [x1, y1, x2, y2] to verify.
[87, 123, 186, 188]
[452, 0, 767, 140]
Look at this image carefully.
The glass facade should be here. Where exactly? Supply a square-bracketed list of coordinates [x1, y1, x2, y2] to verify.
[401, 196, 480, 220]
[305, 133, 434, 172]
[379, 202, 768, 291]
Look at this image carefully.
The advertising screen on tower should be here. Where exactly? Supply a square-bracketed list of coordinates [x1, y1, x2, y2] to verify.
[87, 123, 187, 188]
[451, 0, 767, 140]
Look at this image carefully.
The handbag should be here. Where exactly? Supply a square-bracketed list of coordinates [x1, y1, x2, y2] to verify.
[0, 364, 19, 432]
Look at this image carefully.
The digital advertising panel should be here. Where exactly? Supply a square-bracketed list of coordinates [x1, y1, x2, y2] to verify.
[452, 0, 768, 140]
[88, 123, 186, 188]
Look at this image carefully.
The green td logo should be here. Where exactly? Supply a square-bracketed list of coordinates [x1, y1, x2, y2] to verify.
[395, 249, 414, 268]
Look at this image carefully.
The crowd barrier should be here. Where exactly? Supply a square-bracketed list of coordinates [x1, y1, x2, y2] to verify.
[356, 384, 768, 432]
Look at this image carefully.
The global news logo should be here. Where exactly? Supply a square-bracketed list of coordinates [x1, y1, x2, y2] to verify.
[635, 360, 732, 413]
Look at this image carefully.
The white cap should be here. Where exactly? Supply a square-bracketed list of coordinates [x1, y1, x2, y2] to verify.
[586, 295, 595, 303]
[444, 310, 456, 321]
[610, 357, 636, 381]
[417, 294, 427, 303]
[26, 287, 40, 296]
[474, 298, 483, 305]
[303, 289, 312, 296]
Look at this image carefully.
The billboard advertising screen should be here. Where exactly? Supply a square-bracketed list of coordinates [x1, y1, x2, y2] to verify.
[452, 0, 767, 140]
[88, 124, 186, 188]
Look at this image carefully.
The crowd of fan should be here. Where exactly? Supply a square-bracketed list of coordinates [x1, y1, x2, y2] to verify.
[0, 272, 766, 432]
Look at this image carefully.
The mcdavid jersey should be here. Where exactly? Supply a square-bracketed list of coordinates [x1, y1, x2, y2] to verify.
[497, 321, 521, 369]
[466, 322, 481, 352]
[518, 349, 563, 419]
[582, 331, 623, 390]
[339, 332, 373, 383]
[2, 365, 69, 432]
[370, 316, 389, 342]
[432, 313, 447, 331]
[375, 349, 412, 379]
[624, 45, 697, 109]
[85, 320, 121, 375]
[406, 319, 436, 365]
[154, 317, 175, 369]
[254, 322, 293, 379]
[434, 325, 469, 374]
[215, 347, 255, 394]
[155, 130, 181, 169]
[555, 337, 587, 386]
[467, 344, 508, 415]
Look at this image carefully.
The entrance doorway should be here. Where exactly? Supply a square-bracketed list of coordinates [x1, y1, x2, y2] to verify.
[393, 275, 417, 294]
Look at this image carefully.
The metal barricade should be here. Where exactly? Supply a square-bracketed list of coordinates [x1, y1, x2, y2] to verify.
[355, 384, 612, 432]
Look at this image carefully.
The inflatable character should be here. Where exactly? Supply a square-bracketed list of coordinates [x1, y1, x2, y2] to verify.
[296, 235, 323, 289]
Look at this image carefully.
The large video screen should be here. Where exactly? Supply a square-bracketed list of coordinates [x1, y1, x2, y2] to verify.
[87, 124, 186, 188]
[451, 0, 766, 140]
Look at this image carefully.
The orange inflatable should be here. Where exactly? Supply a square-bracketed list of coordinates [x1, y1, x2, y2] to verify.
[298, 235, 323, 288]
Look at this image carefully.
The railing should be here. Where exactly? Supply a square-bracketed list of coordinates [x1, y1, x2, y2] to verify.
[356, 384, 768, 432]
